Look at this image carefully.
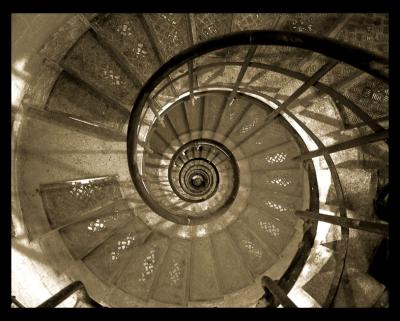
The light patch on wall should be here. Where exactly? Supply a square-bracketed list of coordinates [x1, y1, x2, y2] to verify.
[314, 165, 332, 204]
[288, 287, 320, 308]
[12, 73, 25, 108]
[12, 242, 77, 307]
[12, 58, 29, 107]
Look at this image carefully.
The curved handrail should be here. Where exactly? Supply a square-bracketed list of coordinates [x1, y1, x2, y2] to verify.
[128, 31, 388, 221]
[151, 61, 385, 133]
[127, 31, 388, 307]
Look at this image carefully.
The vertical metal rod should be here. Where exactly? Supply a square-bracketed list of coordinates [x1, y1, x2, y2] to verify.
[281, 109, 349, 308]
[165, 114, 184, 145]
[264, 60, 338, 124]
[148, 99, 165, 127]
[261, 276, 297, 308]
[138, 140, 155, 155]
[188, 61, 195, 105]
[204, 95, 229, 159]
[37, 281, 84, 308]
[208, 101, 253, 164]
[11, 296, 25, 308]
[295, 210, 389, 236]
[293, 129, 388, 161]
[227, 45, 257, 106]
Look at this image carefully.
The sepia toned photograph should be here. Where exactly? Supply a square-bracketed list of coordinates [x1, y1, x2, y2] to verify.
[11, 12, 389, 308]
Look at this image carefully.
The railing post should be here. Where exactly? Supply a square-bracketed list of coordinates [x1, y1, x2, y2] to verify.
[295, 210, 389, 237]
[261, 276, 297, 308]
[11, 296, 25, 308]
[264, 60, 338, 124]
[37, 281, 84, 308]
[188, 61, 195, 106]
[227, 45, 257, 106]
[293, 130, 389, 161]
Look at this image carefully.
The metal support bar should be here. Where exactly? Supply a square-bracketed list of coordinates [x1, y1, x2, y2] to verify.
[188, 14, 198, 44]
[165, 114, 184, 145]
[152, 60, 384, 133]
[246, 69, 268, 87]
[188, 61, 195, 105]
[11, 296, 25, 308]
[203, 67, 225, 85]
[261, 276, 297, 308]
[295, 210, 389, 237]
[293, 129, 388, 161]
[37, 281, 84, 308]
[148, 99, 165, 128]
[138, 140, 155, 155]
[264, 60, 338, 124]
[227, 45, 257, 106]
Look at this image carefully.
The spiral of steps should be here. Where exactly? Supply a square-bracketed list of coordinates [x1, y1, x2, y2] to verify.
[12, 13, 389, 307]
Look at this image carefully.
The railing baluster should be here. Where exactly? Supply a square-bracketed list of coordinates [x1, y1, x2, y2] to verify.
[137, 140, 156, 155]
[11, 296, 25, 308]
[148, 99, 165, 128]
[264, 60, 338, 125]
[188, 61, 195, 105]
[261, 276, 297, 308]
[204, 95, 229, 159]
[152, 61, 384, 134]
[295, 210, 389, 237]
[164, 114, 184, 145]
[293, 129, 388, 161]
[37, 281, 84, 308]
[227, 45, 257, 106]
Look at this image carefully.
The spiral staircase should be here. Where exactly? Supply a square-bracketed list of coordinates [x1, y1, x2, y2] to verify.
[11, 13, 389, 308]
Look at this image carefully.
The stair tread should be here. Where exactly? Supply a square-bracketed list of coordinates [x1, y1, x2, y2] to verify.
[63, 30, 138, 106]
[151, 238, 191, 305]
[83, 216, 151, 284]
[40, 176, 122, 229]
[189, 236, 223, 301]
[114, 232, 169, 301]
[247, 140, 301, 171]
[92, 13, 160, 84]
[46, 73, 128, 132]
[59, 201, 134, 259]
[228, 219, 277, 275]
[210, 230, 254, 294]
[242, 205, 298, 255]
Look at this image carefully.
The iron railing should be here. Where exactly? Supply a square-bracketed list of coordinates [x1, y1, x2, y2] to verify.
[126, 31, 388, 307]
[11, 281, 103, 308]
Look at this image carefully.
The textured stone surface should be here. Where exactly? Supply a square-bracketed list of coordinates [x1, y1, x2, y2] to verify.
[334, 13, 388, 57]
[40, 176, 122, 229]
[63, 31, 138, 106]
[93, 14, 160, 84]
[193, 14, 233, 43]
[145, 13, 191, 61]
[46, 73, 129, 132]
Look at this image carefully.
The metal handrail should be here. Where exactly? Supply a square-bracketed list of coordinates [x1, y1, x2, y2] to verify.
[11, 281, 103, 308]
[126, 31, 388, 307]
[151, 60, 386, 134]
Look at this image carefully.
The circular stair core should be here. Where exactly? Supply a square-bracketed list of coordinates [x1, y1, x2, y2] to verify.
[13, 15, 320, 307]
[125, 91, 315, 306]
